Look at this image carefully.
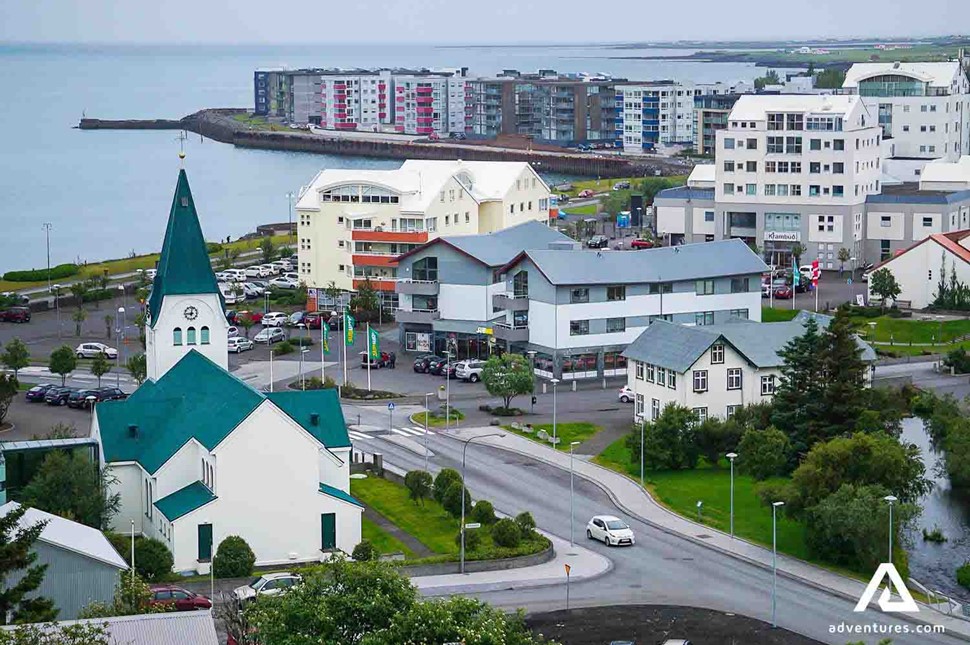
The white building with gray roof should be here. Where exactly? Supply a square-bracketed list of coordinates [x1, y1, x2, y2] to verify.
[621, 311, 876, 422]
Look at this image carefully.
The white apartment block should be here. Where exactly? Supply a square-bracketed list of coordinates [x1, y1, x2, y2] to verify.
[617, 81, 739, 151]
[295, 160, 552, 296]
[318, 74, 390, 131]
[842, 62, 970, 161]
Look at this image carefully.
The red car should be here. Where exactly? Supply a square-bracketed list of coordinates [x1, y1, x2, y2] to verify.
[773, 286, 793, 299]
[630, 239, 656, 249]
[0, 307, 31, 323]
[577, 189, 595, 198]
[304, 312, 323, 329]
[236, 310, 264, 325]
[149, 585, 211, 611]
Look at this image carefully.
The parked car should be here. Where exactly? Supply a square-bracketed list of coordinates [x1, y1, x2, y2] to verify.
[0, 292, 29, 305]
[287, 311, 306, 328]
[225, 310, 238, 324]
[359, 351, 396, 369]
[327, 314, 357, 330]
[0, 307, 31, 323]
[227, 326, 240, 338]
[254, 327, 286, 344]
[412, 354, 441, 373]
[630, 238, 656, 249]
[455, 360, 485, 383]
[557, 193, 570, 203]
[586, 515, 635, 546]
[427, 356, 450, 375]
[577, 189, 595, 198]
[25, 384, 56, 402]
[225, 269, 247, 282]
[304, 312, 323, 329]
[236, 310, 264, 325]
[261, 312, 288, 327]
[96, 387, 128, 401]
[618, 386, 634, 403]
[282, 272, 299, 282]
[774, 286, 793, 300]
[67, 389, 103, 409]
[45, 387, 78, 406]
[244, 282, 266, 296]
[269, 277, 298, 290]
[75, 343, 118, 359]
[233, 573, 303, 604]
[586, 235, 609, 249]
[228, 336, 255, 353]
[149, 585, 212, 611]
[576, 143, 592, 151]
[613, 181, 631, 190]
[439, 362, 458, 379]
[144, 269, 157, 281]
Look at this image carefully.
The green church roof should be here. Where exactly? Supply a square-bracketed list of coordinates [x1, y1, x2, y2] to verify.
[155, 481, 217, 522]
[148, 169, 222, 328]
[97, 351, 351, 473]
[318, 483, 363, 508]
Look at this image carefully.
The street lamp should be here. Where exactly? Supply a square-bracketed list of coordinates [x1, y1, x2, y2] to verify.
[639, 418, 645, 487]
[286, 192, 295, 243]
[771, 500, 785, 628]
[884, 495, 898, 564]
[526, 350, 537, 414]
[52, 284, 62, 338]
[299, 346, 310, 391]
[116, 307, 126, 388]
[460, 433, 504, 574]
[569, 440, 580, 546]
[444, 350, 453, 430]
[423, 392, 434, 472]
[726, 452, 738, 538]
[42, 223, 53, 293]
[550, 378, 560, 446]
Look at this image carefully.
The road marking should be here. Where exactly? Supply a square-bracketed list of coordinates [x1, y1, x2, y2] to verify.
[408, 426, 433, 435]
[348, 431, 370, 441]
[389, 428, 410, 436]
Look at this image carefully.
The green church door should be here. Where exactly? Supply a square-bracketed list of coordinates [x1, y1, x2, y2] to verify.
[321, 513, 336, 551]
[198, 523, 212, 562]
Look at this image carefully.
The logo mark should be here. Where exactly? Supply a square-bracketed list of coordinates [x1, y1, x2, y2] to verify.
[854, 563, 919, 613]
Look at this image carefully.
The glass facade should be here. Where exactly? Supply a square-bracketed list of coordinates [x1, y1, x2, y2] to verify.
[858, 75, 927, 97]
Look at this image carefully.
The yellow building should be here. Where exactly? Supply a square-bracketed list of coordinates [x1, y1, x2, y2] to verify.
[294, 160, 553, 298]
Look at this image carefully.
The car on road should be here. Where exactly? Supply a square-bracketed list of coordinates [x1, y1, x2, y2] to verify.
[618, 386, 634, 403]
[268, 277, 299, 290]
[773, 285, 793, 300]
[228, 337, 255, 353]
[25, 384, 57, 402]
[233, 573, 302, 604]
[45, 387, 79, 406]
[586, 515, 635, 546]
[254, 327, 286, 344]
[412, 354, 441, 373]
[613, 181, 631, 190]
[630, 238, 656, 249]
[359, 351, 396, 369]
[149, 585, 212, 611]
[0, 307, 31, 323]
[577, 189, 595, 198]
[286, 311, 306, 328]
[455, 360, 485, 382]
[75, 343, 118, 359]
[586, 235, 609, 249]
[261, 312, 288, 327]
[557, 193, 570, 203]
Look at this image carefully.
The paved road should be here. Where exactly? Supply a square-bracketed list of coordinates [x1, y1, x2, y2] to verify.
[343, 402, 965, 645]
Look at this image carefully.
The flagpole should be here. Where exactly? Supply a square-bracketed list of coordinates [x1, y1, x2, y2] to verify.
[342, 309, 348, 387]
[321, 325, 325, 384]
[366, 322, 372, 392]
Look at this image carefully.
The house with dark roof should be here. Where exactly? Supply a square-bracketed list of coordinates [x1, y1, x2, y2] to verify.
[621, 311, 875, 422]
[867, 228, 970, 308]
[94, 167, 360, 574]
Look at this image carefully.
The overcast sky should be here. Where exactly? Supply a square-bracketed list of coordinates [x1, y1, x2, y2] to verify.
[2, 0, 967, 44]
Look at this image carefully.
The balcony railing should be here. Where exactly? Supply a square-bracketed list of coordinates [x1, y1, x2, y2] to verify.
[491, 293, 530, 311]
[492, 322, 529, 342]
[395, 280, 439, 296]
[394, 308, 441, 324]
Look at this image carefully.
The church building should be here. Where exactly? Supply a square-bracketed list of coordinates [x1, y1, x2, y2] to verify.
[92, 167, 361, 574]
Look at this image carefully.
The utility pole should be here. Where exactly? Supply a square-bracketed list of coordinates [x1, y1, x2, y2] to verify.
[42, 223, 53, 293]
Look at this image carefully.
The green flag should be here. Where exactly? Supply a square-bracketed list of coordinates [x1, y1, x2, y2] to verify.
[321, 324, 331, 355]
[368, 326, 380, 360]
[344, 313, 356, 345]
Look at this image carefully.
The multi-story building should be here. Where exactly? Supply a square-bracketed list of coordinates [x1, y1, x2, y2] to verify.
[622, 311, 875, 422]
[694, 94, 743, 155]
[295, 160, 553, 300]
[617, 81, 739, 152]
[841, 62, 970, 162]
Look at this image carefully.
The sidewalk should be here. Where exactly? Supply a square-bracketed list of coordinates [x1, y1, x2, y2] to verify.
[457, 427, 970, 639]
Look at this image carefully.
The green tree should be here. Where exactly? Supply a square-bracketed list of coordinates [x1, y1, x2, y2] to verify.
[69, 282, 88, 336]
[126, 353, 147, 385]
[490, 518, 522, 548]
[131, 538, 174, 581]
[324, 281, 341, 306]
[630, 404, 699, 471]
[694, 417, 743, 467]
[754, 69, 781, 89]
[349, 278, 379, 317]
[942, 418, 970, 491]
[1, 338, 30, 381]
[351, 539, 377, 562]
[789, 242, 805, 265]
[0, 623, 110, 644]
[817, 309, 868, 439]
[0, 374, 16, 427]
[470, 500, 497, 525]
[838, 247, 851, 273]
[213, 535, 255, 578]
[0, 504, 57, 625]
[70, 308, 87, 337]
[480, 353, 533, 411]
[869, 268, 901, 307]
[433, 468, 462, 504]
[771, 316, 826, 460]
[90, 352, 111, 387]
[441, 481, 471, 519]
[19, 451, 121, 530]
[48, 345, 77, 386]
[237, 313, 255, 339]
[737, 426, 790, 480]
[403, 470, 433, 505]
[814, 67, 847, 89]
[259, 237, 277, 264]
[79, 573, 166, 618]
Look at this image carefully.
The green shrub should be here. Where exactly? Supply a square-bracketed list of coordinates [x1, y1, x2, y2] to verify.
[433, 468, 461, 504]
[213, 535, 256, 578]
[352, 539, 377, 561]
[133, 537, 173, 581]
[958, 562, 970, 591]
[514, 511, 536, 535]
[404, 470, 433, 504]
[470, 500, 497, 525]
[272, 340, 294, 356]
[3, 263, 79, 282]
[82, 289, 115, 303]
[206, 242, 224, 254]
[442, 482, 471, 519]
[491, 518, 522, 548]
[290, 335, 315, 347]
[456, 527, 482, 552]
[944, 348, 970, 374]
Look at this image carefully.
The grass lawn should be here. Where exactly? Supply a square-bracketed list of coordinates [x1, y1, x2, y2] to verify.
[562, 204, 598, 216]
[409, 409, 465, 428]
[560, 175, 688, 197]
[502, 421, 602, 452]
[851, 315, 970, 345]
[351, 475, 459, 554]
[761, 307, 800, 322]
[361, 516, 415, 558]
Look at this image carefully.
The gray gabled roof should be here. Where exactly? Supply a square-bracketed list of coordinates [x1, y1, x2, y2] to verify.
[513, 238, 766, 286]
[1, 611, 219, 645]
[622, 311, 876, 373]
[440, 220, 574, 267]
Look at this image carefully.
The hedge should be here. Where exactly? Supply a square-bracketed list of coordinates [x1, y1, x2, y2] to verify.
[213, 535, 256, 578]
[3, 263, 79, 282]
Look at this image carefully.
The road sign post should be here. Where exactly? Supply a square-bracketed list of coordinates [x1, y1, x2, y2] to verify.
[564, 563, 571, 610]
[387, 402, 395, 434]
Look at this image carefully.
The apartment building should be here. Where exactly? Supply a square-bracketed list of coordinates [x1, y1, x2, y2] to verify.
[841, 62, 970, 161]
[622, 311, 875, 422]
[295, 160, 552, 298]
[694, 94, 743, 155]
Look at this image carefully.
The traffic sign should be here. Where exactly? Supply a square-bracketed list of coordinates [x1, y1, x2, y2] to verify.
[465, 523, 481, 529]
[564, 563, 571, 575]
[387, 402, 395, 411]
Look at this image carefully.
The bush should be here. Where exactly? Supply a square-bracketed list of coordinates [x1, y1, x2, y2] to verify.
[404, 470, 433, 504]
[272, 340, 294, 356]
[737, 426, 790, 480]
[958, 562, 970, 591]
[206, 242, 224, 254]
[3, 263, 79, 282]
[470, 500, 497, 526]
[213, 535, 256, 578]
[514, 511, 536, 535]
[82, 289, 115, 303]
[433, 468, 462, 504]
[290, 335, 315, 347]
[133, 537, 173, 581]
[352, 539, 377, 561]
[944, 348, 970, 374]
[441, 481, 471, 519]
[456, 527, 482, 552]
[490, 407, 523, 417]
[491, 518, 522, 548]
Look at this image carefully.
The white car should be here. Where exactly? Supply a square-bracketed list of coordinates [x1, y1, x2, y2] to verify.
[261, 312, 288, 327]
[244, 282, 265, 296]
[254, 327, 286, 344]
[586, 515, 635, 546]
[269, 277, 298, 290]
[227, 337, 255, 353]
[232, 573, 302, 603]
[227, 326, 240, 338]
[455, 360, 485, 383]
[618, 386, 634, 403]
[76, 343, 118, 359]
[258, 264, 278, 276]
[226, 269, 248, 282]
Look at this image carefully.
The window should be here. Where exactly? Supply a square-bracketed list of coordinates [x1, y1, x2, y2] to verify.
[810, 139, 822, 151]
[723, 183, 734, 194]
[606, 317, 626, 333]
[412, 257, 438, 282]
[880, 215, 892, 228]
[746, 161, 757, 172]
[790, 162, 801, 173]
[444, 215, 449, 226]
[746, 138, 757, 150]
[833, 185, 844, 197]
[667, 371, 676, 389]
[693, 407, 708, 422]
[730, 308, 749, 320]
[657, 367, 666, 387]
[810, 162, 821, 174]
[724, 160, 735, 172]
[635, 362, 644, 380]
[833, 139, 844, 151]
[651, 398, 661, 421]
[173, 327, 183, 346]
[570, 288, 589, 303]
[200, 326, 210, 345]
[785, 136, 802, 153]
[512, 270, 528, 297]
[745, 184, 756, 196]
[727, 405, 742, 417]
[636, 394, 645, 417]
[646, 363, 655, 383]
[761, 375, 776, 396]
[767, 113, 785, 130]
[711, 344, 725, 364]
[696, 279, 715, 295]
[724, 138, 735, 149]
[765, 184, 776, 196]
[607, 285, 626, 301]
[695, 311, 714, 326]
[186, 327, 197, 345]
[693, 370, 708, 392]
[809, 185, 821, 197]
[765, 161, 776, 173]
[704, 211, 715, 222]
[833, 162, 844, 174]
[570, 320, 589, 336]
[922, 216, 933, 227]
[649, 283, 672, 294]
[727, 368, 742, 390]
[767, 136, 784, 153]
[790, 184, 802, 196]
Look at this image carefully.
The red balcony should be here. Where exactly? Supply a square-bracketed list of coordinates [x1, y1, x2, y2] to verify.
[416, 126, 433, 134]
[335, 122, 358, 130]
[352, 230, 428, 243]
[416, 117, 433, 125]
[416, 107, 433, 115]
[416, 86, 433, 94]
[394, 125, 405, 132]
[378, 113, 387, 119]
[352, 254, 397, 267]
[354, 278, 397, 292]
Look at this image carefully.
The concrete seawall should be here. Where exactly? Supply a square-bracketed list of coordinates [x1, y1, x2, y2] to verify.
[78, 109, 692, 178]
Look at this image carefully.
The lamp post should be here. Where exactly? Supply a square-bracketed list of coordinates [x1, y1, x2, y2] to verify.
[42, 223, 53, 294]
[423, 392, 434, 472]
[299, 346, 310, 391]
[771, 500, 785, 628]
[461, 433, 503, 574]
[884, 495, 898, 564]
[52, 284, 62, 338]
[526, 350, 537, 414]
[726, 452, 738, 538]
[286, 192, 295, 244]
[639, 418, 645, 487]
[444, 350, 453, 430]
[117, 284, 126, 311]
[116, 307, 126, 388]
[569, 440, 580, 546]
[550, 378, 560, 446]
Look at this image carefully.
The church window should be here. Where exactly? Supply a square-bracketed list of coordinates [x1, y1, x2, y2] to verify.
[173, 327, 183, 345]
[187, 327, 197, 345]
[200, 326, 210, 345]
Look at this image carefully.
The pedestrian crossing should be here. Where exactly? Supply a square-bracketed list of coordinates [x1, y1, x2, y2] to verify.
[348, 426, 434, 443]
